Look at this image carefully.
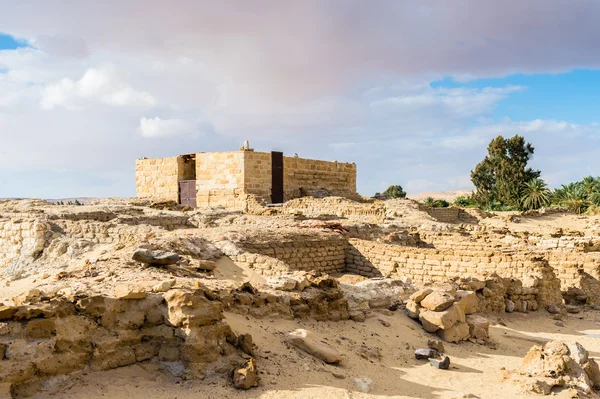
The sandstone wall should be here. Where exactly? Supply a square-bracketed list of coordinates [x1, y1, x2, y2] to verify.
[230, 234, 347, 276]
[243, 151, 272, 203]
[195, 152, 246, 209]
[282, 197, 385, 221]
[283, 157, 357, 201]
[0, 290, 244, 395]
[135, 157, 180, 202]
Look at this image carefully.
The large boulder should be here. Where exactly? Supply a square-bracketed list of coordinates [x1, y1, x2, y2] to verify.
[455, 290, 478, 315]
[419, 303, 464, 332]
[420, 291, 455, 312]
[286, 329, 342, 364]
[233, 358, 259, 389]
[512, 340, 600, 396]
[466, 315, 490, 340]
[437, 322, 470, 343]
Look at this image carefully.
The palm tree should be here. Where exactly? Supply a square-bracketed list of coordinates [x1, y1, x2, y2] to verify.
[424, 197, 435, 207]
[561, 186, 590, 214]
[521, 178, 552, 210]
[580, 176, 600, 196]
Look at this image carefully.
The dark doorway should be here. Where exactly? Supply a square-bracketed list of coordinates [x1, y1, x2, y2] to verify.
[179, 180, 197, 207]
[271, 151, 284, 203]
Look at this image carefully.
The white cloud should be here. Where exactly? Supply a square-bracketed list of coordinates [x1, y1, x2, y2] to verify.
[40, 66, 155, 110]
[138, 117, 195, 138]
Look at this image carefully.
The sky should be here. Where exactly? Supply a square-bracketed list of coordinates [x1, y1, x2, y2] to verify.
[1, 1, 600, 198]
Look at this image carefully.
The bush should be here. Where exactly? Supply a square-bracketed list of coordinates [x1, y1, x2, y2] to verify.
[383, 185, 406, 199]
[454, 196, 473, 207]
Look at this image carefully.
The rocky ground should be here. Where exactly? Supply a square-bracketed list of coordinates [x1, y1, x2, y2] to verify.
[2, 197, 600, 398]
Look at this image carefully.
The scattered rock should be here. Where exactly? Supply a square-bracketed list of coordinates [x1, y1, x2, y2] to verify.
[555, 321, 564, 327]
[405, 300, 421, 319]
[562, 287, 588, 305]
[237, 334, 255, 356]
[512, 340, 600, 396]
[0, 343, 6, 359]
[152, 280, 176, 293]
[546, 304, 561, 314]
[286, 329, 342, 364]
[197, 260, 216, 272]
[420, 291, 455, 312]
[466, 315, 490, 340]
[378, 318, 391, 327]
[132, 249, 180, 266]
[565, 304, 580, 314]
[114, 284, 146, 299]
[415, 348, 438, 360]
[349, 311, 366, 322]
[504, 299, 515, 313]
[428, 339, 445, 353]
[409, 288, 433, 304]
[354, 376, 373, 393]
[428, 354, 451, 369]
[232, 358, 259, 390]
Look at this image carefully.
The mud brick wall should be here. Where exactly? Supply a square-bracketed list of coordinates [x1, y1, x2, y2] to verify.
[231, 235, 347, 276]
[135, 157, 180, 202]
[196, 152, 246, 209]
[345, 238, 554, 282]
[243, 151, 272, 203]
[282, 197, 385, 220]
[283, 157, 357, 201]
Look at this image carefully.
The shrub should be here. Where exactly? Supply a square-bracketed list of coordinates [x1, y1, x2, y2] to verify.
[383, 185, 407, 199]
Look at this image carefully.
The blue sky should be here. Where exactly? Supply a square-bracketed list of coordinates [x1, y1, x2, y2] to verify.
[1, 1, 600, 198]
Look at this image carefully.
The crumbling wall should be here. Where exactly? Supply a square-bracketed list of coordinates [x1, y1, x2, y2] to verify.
[0, 218, 50, 277]
[282, 197, 385, 220]
[230, 235, 347, 276]
[135, 157, 180, 202]
[0, 290, 245, 394]
[196, 152, 246, 209]
[283, 156, 357, 201]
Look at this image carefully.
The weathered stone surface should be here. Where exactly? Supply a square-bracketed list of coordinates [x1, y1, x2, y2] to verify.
[420, 291, 455, 312]
[286, 329, 342, 364]
[504, 299, 515, 313]
[233, 358, 259, 390]
[584, 358, 600, 388]
[455, 291, 478, 315]
[419, 303, 464, 332]
[0, 306, 17, 321]
[409, 289, 433, 304]
[115, 284, 146, 299]
[163, 289, 222, 327]
[132, 249, 180, 265]
[466, 315, 490, 340]
[405, 300, 420, 319]
[152, 280, 176, 293]
[565, 304, 580, 314]
[12, 289, 42, 306]
[266, 276, 298, 291]
[26, 318, 56, 339]
[237, 333, 255, 356]
[436, 322, 470, 343]
[0, 343, 6, 359]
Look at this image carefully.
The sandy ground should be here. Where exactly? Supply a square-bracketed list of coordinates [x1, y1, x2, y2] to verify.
[29, 310, 600, 399]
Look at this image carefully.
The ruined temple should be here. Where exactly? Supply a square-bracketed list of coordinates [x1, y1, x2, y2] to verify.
[135, 145, 357, 208]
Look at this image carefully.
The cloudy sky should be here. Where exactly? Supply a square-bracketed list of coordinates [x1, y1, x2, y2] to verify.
[1, 1, 600, 198]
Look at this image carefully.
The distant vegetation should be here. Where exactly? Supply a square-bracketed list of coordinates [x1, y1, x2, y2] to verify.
[464, 134, 600, 214]
[383, 185, 407, 199]
[56, 200, 83, 206]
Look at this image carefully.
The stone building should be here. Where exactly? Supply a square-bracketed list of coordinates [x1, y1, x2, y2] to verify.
[135, 146, 357, 208]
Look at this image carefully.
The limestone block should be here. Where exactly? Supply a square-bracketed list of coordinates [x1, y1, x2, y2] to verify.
[436, 322, 470, 343]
